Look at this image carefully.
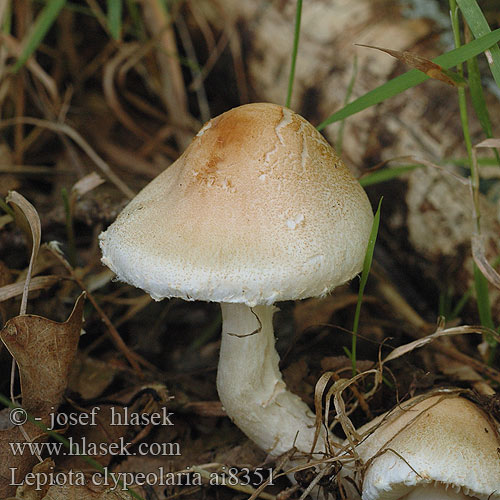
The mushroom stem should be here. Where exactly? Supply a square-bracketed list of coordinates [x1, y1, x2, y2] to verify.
[217, 302, 332, 459]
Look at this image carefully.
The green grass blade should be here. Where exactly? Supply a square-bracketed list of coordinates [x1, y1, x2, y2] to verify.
[285, 0, 303, 108]
[125, 0, 145, 40]
[351, 197, 382, 375]
[468, 55, 493, 134]
[467, 55, 500, 165]
[12, 0, 67, 72]
[107, 0, 122, 41]
[359, 164, 420, 187]
[456, 0, 500, 88]
[0, 197, 15, 218]
[317, 28, 500, 131]
[2, 1, 12, 34]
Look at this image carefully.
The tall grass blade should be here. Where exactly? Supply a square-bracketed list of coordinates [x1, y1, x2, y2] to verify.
[317, 28, 500, 131]
[351, 197, 382, 375]
[285, 0, 303, 108]
[456, 0, 500, 88]
[467, 55, 500, 164]
[359, 165, 420, 187]
[107, 0, 122, 41]
[12, 0, 66, 72]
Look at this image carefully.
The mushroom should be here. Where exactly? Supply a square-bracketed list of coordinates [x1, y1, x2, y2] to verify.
[342, 393, 500, 500]
[99, 103, 373, 463]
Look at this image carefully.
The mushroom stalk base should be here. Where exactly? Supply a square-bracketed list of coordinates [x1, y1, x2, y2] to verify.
[217, 302, 329, 459]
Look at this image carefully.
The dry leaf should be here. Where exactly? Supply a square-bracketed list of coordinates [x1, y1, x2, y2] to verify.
[43, 484, 129, 500]
[0, 293, 85, 417]
[17, 460, 130, 500]
[0, 294, 85, 497]
[13, 458, 55, 500]
[68, 355, 118, 400]
[357, 44, 466, 87]
[0, 410, 42, 497]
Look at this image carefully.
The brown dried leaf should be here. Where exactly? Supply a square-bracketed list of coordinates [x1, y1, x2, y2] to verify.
[43, 484, 129, 500]
[13, 458, 55, 500]
[356, 44, 464, 87]
[68, 355, 118, 400]
[0, 293, 85, 417]
[0, 410, 42, 497]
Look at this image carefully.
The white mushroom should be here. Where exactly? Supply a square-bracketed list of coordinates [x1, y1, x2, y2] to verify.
[99, 103, 373, 464]
[342, 393, 500, 500]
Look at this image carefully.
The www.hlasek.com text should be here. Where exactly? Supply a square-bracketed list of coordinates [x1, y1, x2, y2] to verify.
[10, 437, 181, 457]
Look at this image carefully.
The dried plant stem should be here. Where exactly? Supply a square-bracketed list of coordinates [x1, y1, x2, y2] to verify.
[141, 0, 191, 148]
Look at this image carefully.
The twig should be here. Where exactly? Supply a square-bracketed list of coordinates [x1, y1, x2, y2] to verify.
[45, 243, 143, 377]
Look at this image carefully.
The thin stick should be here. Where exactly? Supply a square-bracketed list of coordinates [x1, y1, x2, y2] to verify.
[46, 244, 143, 377]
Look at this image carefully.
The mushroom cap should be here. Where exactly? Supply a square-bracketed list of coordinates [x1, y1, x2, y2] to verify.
[352, 394, 500, 500]
[99, 103, 373, 306]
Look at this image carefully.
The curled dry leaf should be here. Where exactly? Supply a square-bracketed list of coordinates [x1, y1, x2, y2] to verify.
[0, 293, 84, 496]
[0, 292, 85, 417]
[6, 191, 41, 315]
[356, 44, 466, 87]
